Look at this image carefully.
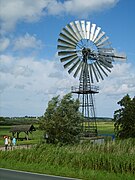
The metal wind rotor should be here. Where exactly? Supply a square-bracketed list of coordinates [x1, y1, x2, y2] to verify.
[57, 20, 126, 83]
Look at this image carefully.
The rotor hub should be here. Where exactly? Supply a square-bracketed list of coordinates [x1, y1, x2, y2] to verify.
[82, 47, 97, 64]
[82, 47, 91, 62]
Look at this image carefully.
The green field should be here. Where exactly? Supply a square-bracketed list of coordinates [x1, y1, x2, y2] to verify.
[0, 121, 114, 146]
[0, 125, 43, 146]
[97, 121, 114, 134]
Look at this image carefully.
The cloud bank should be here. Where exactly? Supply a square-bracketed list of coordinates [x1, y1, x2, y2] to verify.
[0, 0, 119, 33]
[0, 53, 134, 117]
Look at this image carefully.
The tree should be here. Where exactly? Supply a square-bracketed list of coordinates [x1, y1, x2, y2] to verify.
[0, 117, 5, 122]
[114, 94, 135, 138]
[39, 93, 82, 144]
[0, 117, 5, 125]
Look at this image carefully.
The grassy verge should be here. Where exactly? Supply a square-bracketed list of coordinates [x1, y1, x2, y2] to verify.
[1, 159, 134, 180]
[0, 139, 135, 180]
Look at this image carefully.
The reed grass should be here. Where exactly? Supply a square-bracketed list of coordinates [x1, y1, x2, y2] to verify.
[0, 138, 135, 179]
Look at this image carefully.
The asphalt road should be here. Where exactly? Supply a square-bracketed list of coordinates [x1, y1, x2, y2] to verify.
[0, 168, 80, 180]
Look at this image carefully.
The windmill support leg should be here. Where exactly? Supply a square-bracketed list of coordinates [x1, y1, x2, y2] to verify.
[72, 83, 99, 137]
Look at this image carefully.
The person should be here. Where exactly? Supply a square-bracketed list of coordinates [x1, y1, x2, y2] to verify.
[4, 136, 8, 151]
[45, 133, 49, 143]
[12, 137, 16, 148]
[8, 136, 12, 150]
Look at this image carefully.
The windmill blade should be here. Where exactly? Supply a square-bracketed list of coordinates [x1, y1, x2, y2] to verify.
[98, 60, 111, 72]
[58, 50, 77, 56]
[91, 64, 99, 82]
[94, 31, 105, 44]
[99, 54, 114, 62]
[86, 21, 90, 39]
[64, 56, 78, 69]
[98, 48, 114, 53]
[70, 22, 82, 41]
[92, 26, 101, 42]
[88, 64, 94, 83]
[75, 21, 84, 39]
[100, 49, 126, 60]
[96, 36, 109, 47]
[57, 45, 76, 50]
[57, 20, 123, 82]
[90, 24, 96, 41]
[105, 57, 113, 63]
[96, 61, 108, 77]
[94, 62, 104, 80]
[58, 38, 76, 47]
[60, 54, 77, 62]
[68, 59, 80, 74]
[62, 28, 78, 43]
[59, 33, 77, 46]
[97, 41, 111, 48]
[99, 57, 113, 68]
[81, 20, 87, 39]
[73, 61, 83, 78]
[99, 51, 114, 57]
[66, 24, 80, 41]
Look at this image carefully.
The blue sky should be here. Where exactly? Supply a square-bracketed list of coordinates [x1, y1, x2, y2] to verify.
[0, 0, 135, 117]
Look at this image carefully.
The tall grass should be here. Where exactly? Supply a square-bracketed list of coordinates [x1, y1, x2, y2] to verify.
[0, 138, 135, 179]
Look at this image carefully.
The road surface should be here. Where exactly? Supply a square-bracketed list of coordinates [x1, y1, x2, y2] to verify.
[0, 168, 80, 180]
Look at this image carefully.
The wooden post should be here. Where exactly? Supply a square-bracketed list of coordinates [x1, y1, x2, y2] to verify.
[26, 132, 29, 140]
[17, 132, 19, 139]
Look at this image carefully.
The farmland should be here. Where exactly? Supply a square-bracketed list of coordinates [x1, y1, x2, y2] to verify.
[0, 125, 43, 146]
[0, 121, 114, 146]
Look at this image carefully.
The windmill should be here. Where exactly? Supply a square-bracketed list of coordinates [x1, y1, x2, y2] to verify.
[57, 20, 126, 137]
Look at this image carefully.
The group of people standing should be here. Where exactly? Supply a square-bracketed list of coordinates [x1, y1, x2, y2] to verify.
[4, 136, 16, 150]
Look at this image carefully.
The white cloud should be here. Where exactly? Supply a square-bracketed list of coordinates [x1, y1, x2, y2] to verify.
[0, 33, 43, 53]
[99, 63, 135, 96]
[48, 0, 119, 17]
[0, 53, 134, 117]
[0, 0, 50, 33]
[94, 62, 135, 117]
[0, 37, 10, 51]
[0, 54, 75, 96]
[13, 33, 43, 50]
[0, 0, 119, 33]
[0, 54, 78, 116]
[0, 54, 14, 73]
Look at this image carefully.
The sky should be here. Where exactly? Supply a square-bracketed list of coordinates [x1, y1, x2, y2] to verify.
[0, 0, 135, 118]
